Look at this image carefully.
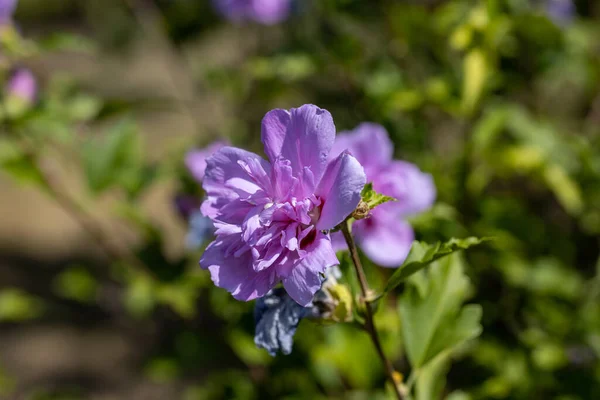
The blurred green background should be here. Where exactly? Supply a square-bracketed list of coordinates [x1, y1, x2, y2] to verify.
[1, 0, 600, 399]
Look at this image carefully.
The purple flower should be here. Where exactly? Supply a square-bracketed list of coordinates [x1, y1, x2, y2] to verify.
[185, 140, 229, 183]
[0, 0, 17, 24]
[6, 68, 36, 105]
[213, 0, 292, 25]
[546, 0, 575, 26]
[200, 104, 366, 306]
[330, 123, 436, 267]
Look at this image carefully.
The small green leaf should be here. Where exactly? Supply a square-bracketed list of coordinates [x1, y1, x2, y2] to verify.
[83, 119, 143, 195]
[361, 182, 396, 210]
[53, 266, 98, 303]
[461, 48, 490, 116]
[384, 237, 489, 294]
[1, 153, 46, 187]
[0, 289, 44, 322]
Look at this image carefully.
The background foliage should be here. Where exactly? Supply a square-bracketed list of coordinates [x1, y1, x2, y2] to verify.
[1, 0, 600, 399]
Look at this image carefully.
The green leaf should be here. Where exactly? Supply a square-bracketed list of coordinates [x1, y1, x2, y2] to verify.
[38, 33, 97, 53]
[1, 153, 46, 187]
[0, 289, 44, 322]
[52, 266, 98, 303]
[398, 253, 482, 369]
[384, 237, 489, 294]
[82, 119, 142, 195]
[414, 351, 450, 400]
[361, 182, 396, 210]
[461, 48, 490, 116]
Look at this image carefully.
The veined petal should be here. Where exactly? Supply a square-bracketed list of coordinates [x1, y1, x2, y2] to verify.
[201, 236, 276, 301]
[261, 108, 290, 162]
[282, 233, 338, 306]
[315, 152, 366, 230]
[280, 104, 336, 188]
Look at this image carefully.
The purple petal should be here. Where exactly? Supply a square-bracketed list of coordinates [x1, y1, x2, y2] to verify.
[261, 108, 290, 162]
[0, 0, 16, 23]
[213, 0, 292, 25]
[373, 160, 436, 217]
[354, 211, 414, 267]
[201, 234, 276, 301]
[185, 141, 228, 182]
[329, 231, 347, 253]
[6, 69, 36, 104]
[202, 146, 271, 218]
[282, 232, 338, 306]
[280, 104, 336, 189]
[331, 123, 393, 174]
[250, 0, 292, 24]
[315, 152, 366, 230]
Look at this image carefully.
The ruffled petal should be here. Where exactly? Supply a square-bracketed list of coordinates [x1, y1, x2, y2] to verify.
[254, 288, 308, 356]
[202, 147, 271, 219]
[315, 152, 366, 230]
[282, 233, 338, 306]
[201, 234, 276, 301]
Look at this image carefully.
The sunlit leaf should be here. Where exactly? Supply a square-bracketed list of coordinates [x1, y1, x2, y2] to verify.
[384, 237, 489, 294]
[398, 253, 482, 369]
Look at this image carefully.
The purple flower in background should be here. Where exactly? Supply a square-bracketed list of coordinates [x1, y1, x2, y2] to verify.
[213, 0, 292, 25]
[546, 0, 575, 26]
[200, 104, 366, 306]
[174, 194, 201, 220]
[6, 68, 36, 104]
[186, 210, 215, 249]
[330, 123, 436, 267]
[186, 140, 229, 183]
[0, 0, 17, 24]
[545, 0, 575, 26]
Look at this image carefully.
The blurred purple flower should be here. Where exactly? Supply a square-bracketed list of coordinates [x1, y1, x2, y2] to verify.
[546, 0, 575, 26]
[200, 104, 366, 306]
[6, 68, 36, 104]
[213, 0, 292, 25]
[186, 210, 215, 249]
[330, 123, 436, 267]
[174, 194, 201, 220]
[0, 0, 17, 24]
[185, 140, 229, 183]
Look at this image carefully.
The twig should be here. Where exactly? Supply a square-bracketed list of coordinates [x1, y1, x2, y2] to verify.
[341, 220, 404, 400]
[17, 137, 152, 279]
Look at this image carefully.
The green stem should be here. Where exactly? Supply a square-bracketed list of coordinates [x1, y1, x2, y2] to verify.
[341, 220, 404, 400]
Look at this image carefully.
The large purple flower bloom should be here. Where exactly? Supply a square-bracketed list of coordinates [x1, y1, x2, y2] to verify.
[213, 0, 292, 25]
[200, 105, 366, 306]
[330, 123, 436, 267]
